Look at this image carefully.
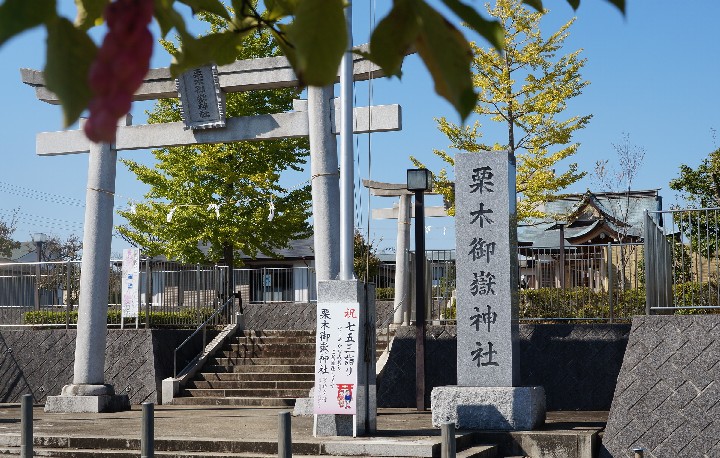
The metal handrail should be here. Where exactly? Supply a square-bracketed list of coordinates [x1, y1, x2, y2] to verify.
[173, 296, 234, 378]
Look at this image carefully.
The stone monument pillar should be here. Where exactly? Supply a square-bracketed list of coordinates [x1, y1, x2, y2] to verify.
[431, 151, 545, 430]
[45, 117, 132, 413]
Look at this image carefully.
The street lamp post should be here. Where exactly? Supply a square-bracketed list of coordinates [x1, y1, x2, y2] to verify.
[32, 233, 48, 311]
[558, 223, 566, 289]
[407, 168, 433, 411]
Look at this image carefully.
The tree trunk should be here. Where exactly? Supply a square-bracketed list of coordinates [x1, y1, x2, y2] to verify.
[505, 51, 515, 156]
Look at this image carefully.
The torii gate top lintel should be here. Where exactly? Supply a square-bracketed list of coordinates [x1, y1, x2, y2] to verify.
[21, 43, 386, 105]
[362, 179, 441, 197]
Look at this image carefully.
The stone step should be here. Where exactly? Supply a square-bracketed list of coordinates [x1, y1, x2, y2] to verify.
[204, 364, 315, 374]
[0, 447, 314, 457]
[196, 372, 315, 382]
[232, 337, 316, 346]
[235, 333, 315, 341]
[228, 341, 316, 349]
[0, 439, 496, 458]
[240, 330, 316, 337]
[209, 357, 315, 366]
[187, 380, 314, 390]
[170, 396, 297, 407]
[227, 342, 387, 354]
[221, 344, 316, 358]
[456, 444, 498, 458]
[0, 435, 321, 456]
[183, 388, 310, 398]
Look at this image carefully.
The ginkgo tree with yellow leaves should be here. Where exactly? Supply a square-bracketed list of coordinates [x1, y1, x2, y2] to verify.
[413, 0, 592, 222]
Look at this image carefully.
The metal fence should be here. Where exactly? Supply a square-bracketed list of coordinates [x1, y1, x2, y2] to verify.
[0, 259, 231, 327]
[369, 250, 457, 321]
[0, 259, 322, 326]
[15, 224, 714, 326]
[518, 243, 645, 321]
[645, 208, 720, 313]
[235, 267, 316, 303]
[427, 250, 456, 321]
[369, 246, 646, 322]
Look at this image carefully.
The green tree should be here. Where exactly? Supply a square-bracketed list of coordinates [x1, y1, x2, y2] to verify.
[669, 147, 720, 255]
[0, 0, 624, 133]
[0, 209, 20, 258]
[353, 230, 381, 282]
[414, 0, 591, 222]
[37, 234, 83, 306]
[117, 20, 311, 269]
[670, 148, 720, 209]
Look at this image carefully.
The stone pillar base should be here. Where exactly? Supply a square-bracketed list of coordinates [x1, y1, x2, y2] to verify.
[316, 414, 354, 436]
[431, 386, 546, 431]
[44, 384, 130, 413]
[293, 386, 314, 417]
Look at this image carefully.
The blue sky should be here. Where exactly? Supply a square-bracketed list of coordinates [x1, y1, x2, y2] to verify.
[0, 1, 719, 256]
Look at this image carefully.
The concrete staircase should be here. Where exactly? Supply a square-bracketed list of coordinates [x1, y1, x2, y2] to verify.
[171, 330, 316, 407]
[171, 327, 395, 407]
[0, 435, 499, 457]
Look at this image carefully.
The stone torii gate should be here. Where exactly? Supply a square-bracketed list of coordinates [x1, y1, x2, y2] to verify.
[363, 180, 447, 325]
[21, 49, 401, 413]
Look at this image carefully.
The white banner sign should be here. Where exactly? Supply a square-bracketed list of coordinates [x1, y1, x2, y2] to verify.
[121, 248, 141, 318]
[314, 302, 360, 414]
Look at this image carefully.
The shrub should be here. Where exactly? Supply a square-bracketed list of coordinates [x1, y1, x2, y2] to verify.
[672, 281, 720, 315]
[23, 307, 215, 327]
[519, 286, 645, 320]
[375, 287, 395, 300]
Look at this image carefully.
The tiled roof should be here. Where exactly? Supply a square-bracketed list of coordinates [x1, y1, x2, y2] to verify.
[518, 189, 662, 246]
[240, 236, 315, 260]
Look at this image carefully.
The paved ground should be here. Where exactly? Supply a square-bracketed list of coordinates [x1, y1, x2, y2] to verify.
[0, 405, 607, 443]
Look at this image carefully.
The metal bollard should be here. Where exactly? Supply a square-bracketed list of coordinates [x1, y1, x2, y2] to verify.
[20, 394, 32, 458]
[632, 447, 644, 458]
[441, 421, 456, 458]
[141, 402, 154, 458]
[278, 411, 292, 458]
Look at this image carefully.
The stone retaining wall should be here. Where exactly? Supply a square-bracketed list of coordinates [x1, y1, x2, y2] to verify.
[377, 324, 631, 411]
[601, 316, 720, 457]
[0, 329, 208, 405]
[0, 317, 629, 411]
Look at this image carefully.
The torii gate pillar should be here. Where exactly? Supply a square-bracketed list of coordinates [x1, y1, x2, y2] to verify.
[363, 180, 448, 326]
[45, 116, 132, 413]
[308, 86, 340, 281]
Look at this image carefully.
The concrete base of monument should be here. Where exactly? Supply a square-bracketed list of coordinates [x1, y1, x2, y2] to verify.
[315, 414, 355, 436]
[431, 386, 546, 431]
[44, 384, 130, 413]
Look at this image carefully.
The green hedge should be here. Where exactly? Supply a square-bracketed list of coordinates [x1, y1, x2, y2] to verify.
[23, 307, 216, 327]
[376, 287, 395, 300]
[519, 287, 645, 320]
[672, 281, 720, 314]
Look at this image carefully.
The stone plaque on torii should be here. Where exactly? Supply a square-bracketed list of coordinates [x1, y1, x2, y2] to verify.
[362, 180, 448, 326]
[21, 46, 401, 415]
